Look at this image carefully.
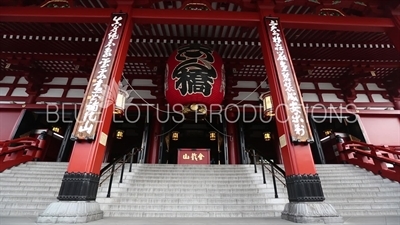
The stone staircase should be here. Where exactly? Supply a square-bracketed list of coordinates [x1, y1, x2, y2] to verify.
[0, 162, 399, 218]
[315, 164, 400, 217]
[0, 162, 67, 217]
[96, 163, 287, 217]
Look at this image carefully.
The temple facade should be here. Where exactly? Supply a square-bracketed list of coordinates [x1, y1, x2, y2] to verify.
[0, 0, 399, 223]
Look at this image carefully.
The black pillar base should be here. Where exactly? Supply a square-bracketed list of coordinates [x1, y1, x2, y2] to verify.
[286, 174, 325, 202]
[57, 172, 100, 201]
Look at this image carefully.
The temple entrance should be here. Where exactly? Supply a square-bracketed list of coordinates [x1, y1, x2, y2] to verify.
[104, 113, 147, 163]
[161, 120, 224, 164]
[309, 114, 367, 164]
[241, 117, 281, 164]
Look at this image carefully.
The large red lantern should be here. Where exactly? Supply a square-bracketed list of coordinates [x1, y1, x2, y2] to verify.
[165, 44, 225, 108]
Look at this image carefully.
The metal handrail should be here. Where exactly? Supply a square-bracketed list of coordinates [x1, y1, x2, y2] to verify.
[246, 148, 286, 198]
[99, 147, 142, 198]
[263, 160, 287, 188]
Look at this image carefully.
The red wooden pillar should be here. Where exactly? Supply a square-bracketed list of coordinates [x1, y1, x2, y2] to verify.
[259, 15, 324, 201]
[147, 114, 162, 164]
[226, 116, 239, 164]
[387, 13, 400, 110]
[388, 14, 400, 52]
[393, 101, 400, 110]
[258, 14, 342, 223]
[57, 9, 133, 201]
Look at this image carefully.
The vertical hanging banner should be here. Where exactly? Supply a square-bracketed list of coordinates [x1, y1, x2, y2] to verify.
[71, 13, 127, 141]
[264, 17, 313, 143]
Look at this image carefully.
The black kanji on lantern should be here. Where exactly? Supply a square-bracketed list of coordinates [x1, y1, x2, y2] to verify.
[172, 44, 217, 97]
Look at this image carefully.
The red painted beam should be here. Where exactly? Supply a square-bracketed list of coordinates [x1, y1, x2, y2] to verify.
[131, 8, 259, 27]
[277, 13, 394, 32]
[0, 7, 114, 23]
[131, 9, 395, 32]
[1, 53, 399, 68]
[0, 7, 394, 32]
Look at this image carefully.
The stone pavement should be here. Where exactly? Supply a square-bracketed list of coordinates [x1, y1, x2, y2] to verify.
[0, 216, 399, 225]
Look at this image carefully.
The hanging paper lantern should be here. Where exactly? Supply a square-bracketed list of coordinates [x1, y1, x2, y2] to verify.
[165, 44, 225, 107]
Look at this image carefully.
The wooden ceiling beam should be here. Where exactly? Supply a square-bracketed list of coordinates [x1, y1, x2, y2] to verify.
[0, 7, 114, 23]
[1, 53, 399, 69]
[0, 7, 395, 32]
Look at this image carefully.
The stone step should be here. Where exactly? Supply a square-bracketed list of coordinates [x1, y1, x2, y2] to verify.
[96, 192, 287, 199]
[318, 177, 388, 181]
[96, 197, 288, 205]
[1, 170, 66, 175]
[14, 165, 68, 169]
[21, 162, 69, 165]
[315, 165, 361, 168]
[99, 177, 266, 184]
[9, 163, 67, 167]
[98, 187, 287, 194]
[0, 196, 56, 202]
[319, 187, 400, 192]
[317, 170, 371, 174]
[99, 203, 284, 211]
[114, 173, 265, 180]
[104, 176, 268, 183]
[12, 164, 68, 168]
[0, 181, 63, 187]
[335, 209, 400, 216]
[132, 167, 259, 170]
[102, 210, 282, 217]
[324, 191, 400, 198]
[100, 178, 265, 183]
[126, 165, 256, 169]
[0, 202, 50, 209]
[0, 173, 64, 178]
[0, 209, 43, 217]
[321, 183, 400, 188]
[0, 191, 58, 197]
[4, 168, 67, 172]
[315, 167, 365, 171]
[325, 197, 400, 203]
[317, 172, 376, 177]
[330, 202, 400, 210]
[0, 186, 60, 192]
[12, 167, 63, 170]
[0, 177, 63, 182]
[111, 171, 266, 176]
[121, 170, 259, 174]
[319, 179, 395, 184]
[95, 187, 284, 194]
[98, 182, 277, 189]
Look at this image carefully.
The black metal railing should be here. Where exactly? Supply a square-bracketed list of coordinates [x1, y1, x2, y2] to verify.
[246, 148, 286, 198]
[99, 147, 142, 198]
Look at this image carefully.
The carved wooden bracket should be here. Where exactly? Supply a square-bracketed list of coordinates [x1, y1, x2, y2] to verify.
[24, 72, 52, 96]
[334, 77, 359, 103]
[40, 0, 70, 8]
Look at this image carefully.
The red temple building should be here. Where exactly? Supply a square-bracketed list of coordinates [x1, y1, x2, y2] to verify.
[0, 0, 399, 223]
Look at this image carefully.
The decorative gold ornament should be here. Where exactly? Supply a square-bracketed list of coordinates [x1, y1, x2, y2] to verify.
[52, 126, 60, 133]
[263, 132, 271, 141]
[324, 130, 332, 136]
[116, 130, 124, 139]
[172, 131, 179, 141]
[209, 131, 216, 141]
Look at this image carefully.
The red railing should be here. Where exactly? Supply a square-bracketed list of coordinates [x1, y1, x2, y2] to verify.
[339, 141, 400, 182]
[0, 137, 42, 172]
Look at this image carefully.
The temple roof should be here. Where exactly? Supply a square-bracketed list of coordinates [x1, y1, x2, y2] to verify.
[0, 0, 399, 103]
